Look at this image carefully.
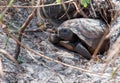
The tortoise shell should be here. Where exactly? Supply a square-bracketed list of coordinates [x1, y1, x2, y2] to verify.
[58, 18, 106, 50]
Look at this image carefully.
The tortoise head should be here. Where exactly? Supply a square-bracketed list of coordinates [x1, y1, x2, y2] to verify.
[49, 34, 60, 44]
[58, 28, 74, 41]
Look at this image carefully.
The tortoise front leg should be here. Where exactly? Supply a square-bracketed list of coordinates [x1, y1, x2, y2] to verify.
[59, 41, 75, 51]
[75, 43, 92, 60]
[59, 42, 91, 60]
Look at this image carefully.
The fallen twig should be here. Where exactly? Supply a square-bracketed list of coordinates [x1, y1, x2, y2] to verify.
[102, 36, 120, 73]
[15, 0, 41, 59]
[0, 49, 19, 66]
[0, 57, 5, 82]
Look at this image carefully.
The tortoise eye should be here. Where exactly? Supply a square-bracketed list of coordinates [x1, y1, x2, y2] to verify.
[60, 29, 68, 33]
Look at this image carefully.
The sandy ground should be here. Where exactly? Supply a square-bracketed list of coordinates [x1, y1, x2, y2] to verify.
[0, 0, 120, 83]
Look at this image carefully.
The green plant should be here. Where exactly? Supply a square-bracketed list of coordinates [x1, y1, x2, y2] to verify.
[18, 56, 24, 64]
[80, 0, 90, 7]
[56, 0, 62, 4]
[4, 34, 10, 49]
[56, 0, 90, 7]
[0, 0, 14, 21]
[111, 64, 120, 79]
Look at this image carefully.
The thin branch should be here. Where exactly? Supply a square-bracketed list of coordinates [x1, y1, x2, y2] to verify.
[0, 49, 19, 66]
[15, 0, 41, 59]
[0, 0, 73, 8]
[0, 57, 5, 82]
[102, 36, 120, 72]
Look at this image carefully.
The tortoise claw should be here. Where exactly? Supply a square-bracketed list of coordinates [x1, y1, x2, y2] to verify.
[75, 43, 92, 60]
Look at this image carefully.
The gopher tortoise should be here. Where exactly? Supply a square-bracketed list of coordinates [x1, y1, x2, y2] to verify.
[49, 18, 109, 60]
